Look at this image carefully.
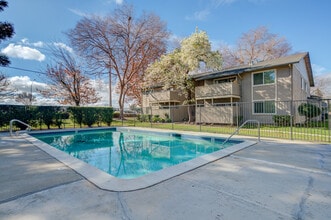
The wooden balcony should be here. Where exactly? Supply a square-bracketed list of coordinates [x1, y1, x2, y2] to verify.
[195, 82, 240, 99]
[148, 90, 184, 103]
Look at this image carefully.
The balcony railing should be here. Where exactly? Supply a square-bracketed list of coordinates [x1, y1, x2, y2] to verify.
[148, 90, 184, 103]
[195, 82, 240, 99]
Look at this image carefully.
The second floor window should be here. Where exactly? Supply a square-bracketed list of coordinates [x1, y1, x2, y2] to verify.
[253, 70, 275, 85]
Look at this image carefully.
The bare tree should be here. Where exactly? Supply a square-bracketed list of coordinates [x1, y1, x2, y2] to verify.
[67, 4, 169, 117]
[39, 47, 100, 106]
[0, 73, 8, 91]
[15, 92, 36, 105]
[220, 26, 291, 68]
[0, 73, 16, 99]
[311, 74, 331, 98]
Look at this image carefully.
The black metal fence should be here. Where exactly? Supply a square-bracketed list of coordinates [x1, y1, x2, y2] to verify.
[140, 99, 330, 143]
[1, 99, 330, 143]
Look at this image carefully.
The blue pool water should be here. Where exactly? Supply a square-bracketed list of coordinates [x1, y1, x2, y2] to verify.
[31, 128, 241, 179]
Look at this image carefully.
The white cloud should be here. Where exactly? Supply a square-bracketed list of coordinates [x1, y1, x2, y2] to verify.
[53, 42, 74, 53]
[21, 38, 29, 44]
[89, 79, 120, 107]
[186, 0, 266, 21]
[1, 43, 45, 62]
[105, 0, 123, 5]
[185, 9, 210, 21]
[69, 8, 89, 17]
[212, 0, 237, 7]
[8, 76, 48, 93]
[115, 0, 123, 4]
[19, 38, 45, 48]
[32, 41, 44, 48]
[1, 76, 55, 105]
[4, 76, 121, 107]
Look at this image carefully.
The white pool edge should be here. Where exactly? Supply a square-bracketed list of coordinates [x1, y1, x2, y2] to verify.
[23, 127, 256, 192]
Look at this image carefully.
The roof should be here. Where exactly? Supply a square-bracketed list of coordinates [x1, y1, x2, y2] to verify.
[192, 52, 314, 86]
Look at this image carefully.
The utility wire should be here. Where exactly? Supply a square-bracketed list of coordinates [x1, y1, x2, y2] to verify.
[2, 66, 46, 74]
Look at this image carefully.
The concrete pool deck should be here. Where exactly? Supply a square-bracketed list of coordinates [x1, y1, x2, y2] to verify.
[25, 127, 256, 191]
[1, 131, 331, 219]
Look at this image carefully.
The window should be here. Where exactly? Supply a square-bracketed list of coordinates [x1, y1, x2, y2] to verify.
[253, 70, 275, 85]
[253, 101, 275, 114]
[301, 78, 307, 92]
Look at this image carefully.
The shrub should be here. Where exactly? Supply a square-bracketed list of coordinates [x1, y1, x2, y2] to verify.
[68, 107, 83, 128]
[113, 111, 120, 118]
[54, 111, 65, 129]
[137, 114, 151, 122]
[298, 103, 321, 123]
[37, 106, 60, 129]
[273, 115, 292, 126]
[99, 107, 114, 126]
[164, 113, 172, 123]
[152, 115, 161, 123]
[82, 108, 99, 127]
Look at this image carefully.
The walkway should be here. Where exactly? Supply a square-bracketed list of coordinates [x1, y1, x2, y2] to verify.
[1, 134, 331, 219]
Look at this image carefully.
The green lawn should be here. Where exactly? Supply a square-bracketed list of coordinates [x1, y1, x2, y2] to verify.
[111, 118, 330, 143]
[4, 117, 329, 143]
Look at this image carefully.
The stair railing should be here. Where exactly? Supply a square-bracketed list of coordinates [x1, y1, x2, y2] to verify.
[222, 120, 260, 145]
[9, 119, 32, 136]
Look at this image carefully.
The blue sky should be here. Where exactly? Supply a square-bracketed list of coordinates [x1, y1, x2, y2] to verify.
[0, 0, 330, 104]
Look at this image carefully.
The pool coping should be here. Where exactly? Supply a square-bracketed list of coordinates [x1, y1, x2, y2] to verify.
[23, 127, 256, 192]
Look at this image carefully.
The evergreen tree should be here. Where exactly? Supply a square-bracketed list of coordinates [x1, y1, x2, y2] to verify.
[0, 0, 14, 66]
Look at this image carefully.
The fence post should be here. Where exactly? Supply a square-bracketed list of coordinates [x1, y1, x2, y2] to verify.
[290, 100, 293, 140]
[199, 104, 201, 132]
[150, 106, 152, 128]
[236, 102, 239, 128]
[328, 99, 330, 143]
[171, 106, 174, 130]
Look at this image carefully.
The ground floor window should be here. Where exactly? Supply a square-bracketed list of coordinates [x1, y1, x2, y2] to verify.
[253, 100, 275, 114]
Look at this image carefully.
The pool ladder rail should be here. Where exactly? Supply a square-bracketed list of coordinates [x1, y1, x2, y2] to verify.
[9, 119, 32, 136]
[222, 120, 260, 145]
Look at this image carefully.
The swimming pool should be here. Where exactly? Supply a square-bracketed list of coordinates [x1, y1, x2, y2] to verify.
[31, 128, 241, 179]
[26, 127, 255, 191]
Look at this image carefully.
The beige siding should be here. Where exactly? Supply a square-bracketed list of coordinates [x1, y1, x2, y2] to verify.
[195, 82, 240, 99]
[196, 105, 237, 124]
[276, 67, 291, 101]
[293, 59, 310, 101]
[240, 72, 252, 103]
[143, 105, 189, 122]
[252, 84, 276, 100]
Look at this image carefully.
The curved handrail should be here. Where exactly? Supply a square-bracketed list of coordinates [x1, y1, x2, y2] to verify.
[222, 120, 260, 145]
[9, 119, 32, 136]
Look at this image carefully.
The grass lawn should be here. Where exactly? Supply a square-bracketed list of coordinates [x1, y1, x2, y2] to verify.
[112, 117, 330, 143]
[3, 117, 329, 143]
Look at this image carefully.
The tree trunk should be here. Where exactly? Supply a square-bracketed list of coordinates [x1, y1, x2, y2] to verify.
[109, 67, 112, 107]
[118, 89, 126, 120]
[186, 89, 195, 123]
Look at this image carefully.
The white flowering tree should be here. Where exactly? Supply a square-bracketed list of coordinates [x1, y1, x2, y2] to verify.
[145, 29, 222, 122]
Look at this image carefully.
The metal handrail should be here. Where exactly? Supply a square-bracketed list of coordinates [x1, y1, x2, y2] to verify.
[222, 120, 260, 145]
[9, 119, 32, 136]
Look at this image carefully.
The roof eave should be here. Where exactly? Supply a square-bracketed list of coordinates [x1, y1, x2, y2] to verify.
[304, 53, 314, 87]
